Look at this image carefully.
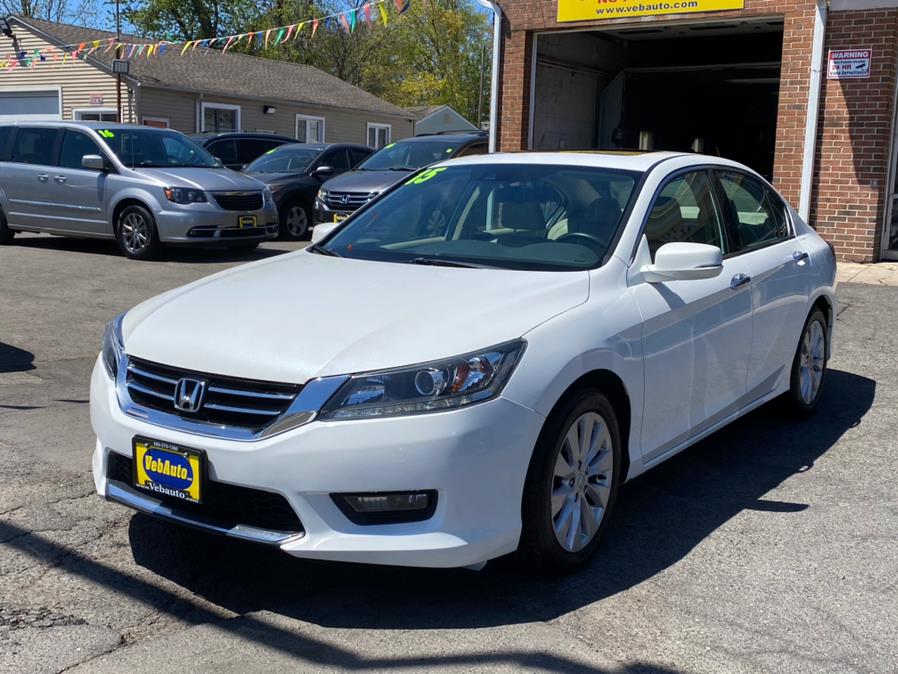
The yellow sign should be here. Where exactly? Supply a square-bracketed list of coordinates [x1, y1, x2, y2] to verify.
[557, 0, 744, 22]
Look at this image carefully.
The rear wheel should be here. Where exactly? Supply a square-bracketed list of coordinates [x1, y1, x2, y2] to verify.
[519, 388, 622, 572]
[116, 204, 162, 260]
[787, 307, 828, 412]
[0, 208, 14, 245]
[280, 202, 310, 240]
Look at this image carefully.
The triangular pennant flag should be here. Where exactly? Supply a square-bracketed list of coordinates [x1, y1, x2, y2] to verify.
[364, 4, 373, 27]
[103, 37, 114, 54]
[378, 3, 388, 24]
[222, 36, 236, 52]
[264, 29, 272, 49]
[339, 14, 351, 33]
[294, 22, 305, 39]
[181, 41, 193, 55]
[246, 32, 254, 47]
[285, 24, 295, 41]
[348, 9, 357, 31]
[312, 19, 319, 38]
[274, 27, 286, 44]
[394, 0, 411, 14]
[157, 43, 168, 55]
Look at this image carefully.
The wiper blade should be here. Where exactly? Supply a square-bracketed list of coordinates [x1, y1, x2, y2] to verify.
[410, 257, 490, 269]
[308, 244, 342, 258]
[387, 166, 415, 171]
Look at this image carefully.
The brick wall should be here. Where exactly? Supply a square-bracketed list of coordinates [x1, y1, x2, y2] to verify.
[812, 9, 898, 262]
[496, 1, 898, 261]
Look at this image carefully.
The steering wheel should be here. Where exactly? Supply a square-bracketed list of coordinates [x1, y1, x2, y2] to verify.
[556, 232, 606, 251]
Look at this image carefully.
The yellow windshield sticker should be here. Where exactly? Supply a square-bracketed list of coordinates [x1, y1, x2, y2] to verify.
[445, 147, 453, 153]
[264, 148, 277, 155]
[384, 142, 396, 150]
[98, 130, 115, 139]
[406, 167, 447, 185]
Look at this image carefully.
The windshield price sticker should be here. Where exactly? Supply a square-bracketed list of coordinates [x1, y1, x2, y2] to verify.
[407, 167, 447, 185]
[98, 130, 115, 139]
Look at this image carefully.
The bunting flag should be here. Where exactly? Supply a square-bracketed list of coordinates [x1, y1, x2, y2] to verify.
[1, 0, 412, 74]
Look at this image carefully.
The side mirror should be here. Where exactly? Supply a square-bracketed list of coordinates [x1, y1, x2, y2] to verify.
[311, 220, 340, 244]
[81, 154, 106, 171]
[641, 242, 723, 282]
[311, 165, 335, 179]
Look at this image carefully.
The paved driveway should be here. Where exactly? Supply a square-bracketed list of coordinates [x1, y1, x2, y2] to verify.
[0, 234, 895, 673]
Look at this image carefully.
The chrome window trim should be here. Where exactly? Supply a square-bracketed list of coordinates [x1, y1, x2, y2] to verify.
[115, 355, 348, 442]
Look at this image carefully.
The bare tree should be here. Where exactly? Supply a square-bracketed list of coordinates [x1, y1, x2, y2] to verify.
[1, 0, 101, 26]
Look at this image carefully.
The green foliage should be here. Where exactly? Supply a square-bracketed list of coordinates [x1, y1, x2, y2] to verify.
[125, 0, 491, 125]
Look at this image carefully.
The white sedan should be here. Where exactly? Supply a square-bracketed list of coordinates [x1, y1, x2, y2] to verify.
[90, 152, 836, 572]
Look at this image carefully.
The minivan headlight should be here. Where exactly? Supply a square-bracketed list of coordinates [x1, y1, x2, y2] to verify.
[163, 187, 206, 204]
[319, 341, 525, 420]
[101, 314, 126, 379]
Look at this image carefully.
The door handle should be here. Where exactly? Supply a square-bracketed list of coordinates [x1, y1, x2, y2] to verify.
[53, 175, 67, 184]
[37, 174, 49, 182]
[730, 273, 751, 289]
[792, 250, 809, 264]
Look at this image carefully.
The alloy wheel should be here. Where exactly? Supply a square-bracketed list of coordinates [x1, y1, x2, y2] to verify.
[798, 319, 825, 405]
[285, 206, 308, 238]
[551, 411, 614, 553]
[120, 212, 150, 255]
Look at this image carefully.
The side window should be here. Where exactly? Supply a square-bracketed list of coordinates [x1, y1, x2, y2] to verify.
[717, 171, 790, 250]
[11, 127, 60, 166]
[236, 138, 281, 166]
[0, 126, 13, 161]
[319, 149, 350, 172]
[59, 130, 103, 169]
[207, 139, 237, 165]
[456, 142, 488, 158]
[349, 148, 372, 167]
[645, 171, 726, 256]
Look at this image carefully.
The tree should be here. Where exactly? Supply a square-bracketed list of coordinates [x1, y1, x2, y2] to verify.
[123, 0, 270, 41]
[1, 0, 99, 25]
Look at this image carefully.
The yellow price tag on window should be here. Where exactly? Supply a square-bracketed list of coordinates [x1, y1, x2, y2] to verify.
[406, 167, 447, 185]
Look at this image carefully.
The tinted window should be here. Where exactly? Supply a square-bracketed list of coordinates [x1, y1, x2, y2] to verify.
[318, 149, 350, 172]
[456, 142, 488, 158]
[59, 130, 102, 169]
[358, 140, 463, 171]
[0, 127, 12, 161]
[245, 147, 319, 173]
[207, 139, 237, 165]
[11, 127, 59, 166]
[321, 164, 640, 271]
[236, 138, 283, 165]
[102, 129, 218, 168]
[645, 171, 726, 256]
[349, 148, 372, 167]
[717, 171, 790, 250]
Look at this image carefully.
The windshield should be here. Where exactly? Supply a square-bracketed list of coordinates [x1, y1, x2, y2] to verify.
[246, 147, 320, 173]
[319, 164, 641, 271]
[100, 129, 219, 169]
[357, 140, 462, 171]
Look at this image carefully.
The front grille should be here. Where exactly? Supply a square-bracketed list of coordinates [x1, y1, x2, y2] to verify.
[212, 192, 264, 211]
[126, 357, 301, 432]
[324, 191, 374, 212]
[107, 452, 303, 534]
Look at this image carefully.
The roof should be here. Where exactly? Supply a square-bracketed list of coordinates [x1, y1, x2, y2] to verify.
[406, 105, 446, 119]
[438, 151, 692, 172]
[397, 131, 486, 145]
[188, 132, 295, 141]
[9, 16, 413, 119]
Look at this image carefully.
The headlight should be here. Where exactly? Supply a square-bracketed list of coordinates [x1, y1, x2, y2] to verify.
[163, 187, 206, 204]
[316, 189, 328, 203]
[263, 186, 276, 204]
[319, 341, 525, 420]
[101, 314, 126, 379]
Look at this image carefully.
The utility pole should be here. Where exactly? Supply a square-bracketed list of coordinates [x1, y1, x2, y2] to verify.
[115, 0, 122, 122]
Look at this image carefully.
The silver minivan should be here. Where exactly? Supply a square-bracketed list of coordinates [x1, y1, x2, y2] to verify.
[0, 122, 279, 259]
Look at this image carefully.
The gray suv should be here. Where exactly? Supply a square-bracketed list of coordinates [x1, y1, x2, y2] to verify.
[0, 122, 278, 259]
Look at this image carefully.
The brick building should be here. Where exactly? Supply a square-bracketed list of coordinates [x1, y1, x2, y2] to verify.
[493, 0, 898, 261]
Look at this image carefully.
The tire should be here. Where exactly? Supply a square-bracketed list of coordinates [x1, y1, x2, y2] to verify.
[116, 204, 162, 260]
[279, 201, 311, 240]
[0, 208, 14, 245]
[519, 388, 623, 573]
[787, 307, 829, 413]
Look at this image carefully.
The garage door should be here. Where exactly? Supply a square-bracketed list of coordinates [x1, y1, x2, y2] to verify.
[0, 90, 61, 122]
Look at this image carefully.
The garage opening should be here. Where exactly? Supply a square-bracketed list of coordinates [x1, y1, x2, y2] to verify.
[531, 19, 784, 180]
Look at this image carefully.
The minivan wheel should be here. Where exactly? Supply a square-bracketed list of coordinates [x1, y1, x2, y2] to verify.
[116, 205, 162, 260]
[519, 389, 622, 572]
[0, 208, 14, 245]
[280, 202, 310, 240]
[787, 307, 829, 413]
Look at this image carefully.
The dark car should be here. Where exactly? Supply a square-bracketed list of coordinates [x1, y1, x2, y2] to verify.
[244, 142, 373, 239]
[313, 131, 488, 225]
[188, 132, 296, 171]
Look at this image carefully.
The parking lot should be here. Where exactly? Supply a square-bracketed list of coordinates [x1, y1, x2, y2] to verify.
[1, 232, 896, 674]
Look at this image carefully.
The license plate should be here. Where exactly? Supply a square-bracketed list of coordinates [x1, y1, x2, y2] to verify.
[132, 437, 205, 504]
[333, 214, 347, 223]
[238, 215, 258, 228]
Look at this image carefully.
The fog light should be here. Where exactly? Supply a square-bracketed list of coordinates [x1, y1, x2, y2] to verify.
[333, 490, 437, 524]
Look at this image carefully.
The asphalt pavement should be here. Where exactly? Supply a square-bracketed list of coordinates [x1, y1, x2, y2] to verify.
[0, 232, 895, 673]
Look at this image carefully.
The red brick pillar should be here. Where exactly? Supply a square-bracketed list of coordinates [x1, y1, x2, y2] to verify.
[498, 28, 532, 151]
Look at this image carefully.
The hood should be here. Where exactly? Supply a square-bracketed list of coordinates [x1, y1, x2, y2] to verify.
[321, 169, 408, 195]
[122, 252, 589, 384]
[134, 167, 266, 191]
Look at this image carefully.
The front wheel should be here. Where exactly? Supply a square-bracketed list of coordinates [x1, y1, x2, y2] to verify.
[787, 307, 829, 412]
[116, 204, 162, 260]
[280, 202, 311, 240]
[519, 389, 622, 572]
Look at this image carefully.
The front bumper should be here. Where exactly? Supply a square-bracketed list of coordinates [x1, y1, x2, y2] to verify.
[313, 201, 355, 225]
[89, 357, 545, 568]
[154, 205, 279, 244]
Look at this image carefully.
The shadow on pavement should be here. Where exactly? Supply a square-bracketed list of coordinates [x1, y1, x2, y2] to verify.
[0, 342, 35, 373]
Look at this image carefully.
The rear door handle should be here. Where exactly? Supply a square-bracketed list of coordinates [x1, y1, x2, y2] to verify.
[53, 175, 67, 184]
[730, 273, 751, 289]
[792, 250, 809, 264]
[37, 174, 49, 182]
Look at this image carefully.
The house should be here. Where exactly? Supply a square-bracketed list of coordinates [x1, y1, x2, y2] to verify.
[0, 16, 414, 147]
[407, 105, 478, 136]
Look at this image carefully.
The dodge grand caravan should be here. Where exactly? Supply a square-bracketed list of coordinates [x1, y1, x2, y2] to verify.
[0, 122, 278, 259]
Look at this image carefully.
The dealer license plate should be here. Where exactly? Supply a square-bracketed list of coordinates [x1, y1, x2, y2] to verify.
[238, 215, 258, 228]
[333, 213, 347, 223]
[132, 437, 205, 504]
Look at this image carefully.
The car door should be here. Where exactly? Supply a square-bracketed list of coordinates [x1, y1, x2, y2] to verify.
[630, 169, 754, 463]
[50, 129, 110, 235]
[3, 126, 62, 231]
[713, 169, 814, 397]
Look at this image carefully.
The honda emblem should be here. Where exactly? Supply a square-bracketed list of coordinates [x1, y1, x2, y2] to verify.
[173, 377, 207, 413]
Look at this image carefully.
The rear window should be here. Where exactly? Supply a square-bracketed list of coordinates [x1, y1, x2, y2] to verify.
[11, 127, 59, 166]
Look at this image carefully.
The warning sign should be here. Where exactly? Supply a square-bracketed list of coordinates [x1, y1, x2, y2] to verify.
[827, 49, 872, 79]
